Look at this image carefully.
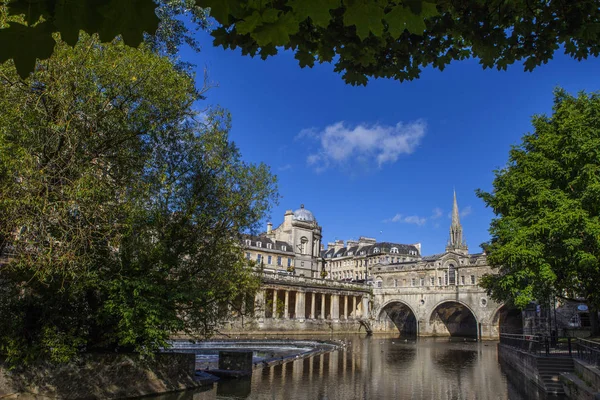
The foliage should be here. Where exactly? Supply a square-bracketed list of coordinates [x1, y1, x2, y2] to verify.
[0, 34, 277, 365]
[0, 0, 209, 78]
[5, 1, 599, 85]
[199, 0, 600, 85]
[477, 89, 600, 317]
[320, 269, 328, 279]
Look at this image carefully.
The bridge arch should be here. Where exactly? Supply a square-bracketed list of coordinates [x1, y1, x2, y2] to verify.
[428, 300, 478, 338]
[491, 304, 523, 334]
[377, 300, 418, 336]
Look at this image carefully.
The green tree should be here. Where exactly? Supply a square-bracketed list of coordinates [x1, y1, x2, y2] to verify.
[199, 0, 600, 85]
[477, 89, 600, 335]
[0, 0, 209, 78]
[0, 34, 277, 365]
[3, 1, 600, 84]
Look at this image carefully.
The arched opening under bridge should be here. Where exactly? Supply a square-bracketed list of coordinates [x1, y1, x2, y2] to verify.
[493, 305, 524, 334]
[378, 302, 417, 336]
[429, 301, 477, 338]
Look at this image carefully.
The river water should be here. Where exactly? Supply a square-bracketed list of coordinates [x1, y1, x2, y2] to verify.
[155, 334, 562, 400]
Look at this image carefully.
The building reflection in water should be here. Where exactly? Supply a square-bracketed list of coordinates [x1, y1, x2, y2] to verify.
[159, 335, 555, 400]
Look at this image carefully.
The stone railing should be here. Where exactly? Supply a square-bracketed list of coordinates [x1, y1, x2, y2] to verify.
[258, 271, 369, 292]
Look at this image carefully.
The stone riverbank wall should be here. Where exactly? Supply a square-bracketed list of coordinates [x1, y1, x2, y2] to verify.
[497, 343, 575, 395]
[0, 353, 202, 399]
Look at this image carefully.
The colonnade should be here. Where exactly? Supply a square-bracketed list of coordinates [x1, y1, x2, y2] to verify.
[255, 288, 369, 322]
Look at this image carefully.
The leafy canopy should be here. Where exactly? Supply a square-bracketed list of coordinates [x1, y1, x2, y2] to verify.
[0, 34, 277, 365]
[0, 0, 210, 78]
[477, 89, 600, 312]
[4, 1, 599, 84]
[199, 0, 600, 85]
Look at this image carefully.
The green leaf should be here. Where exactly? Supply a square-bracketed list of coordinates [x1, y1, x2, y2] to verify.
[7, 0, 52, 25]
[0, 21, 55, 79]
[236, 11, 263, 35]
[343, 69, 368, 86]
[343, 1, 384, 40]
[252, 12, 298, 46]
[385, 1, 437, 37]
[295, 49, 314, 67]
[96, 0, 160, 46]
[288, 0, 340, 28]
[195, 0, 243, 25]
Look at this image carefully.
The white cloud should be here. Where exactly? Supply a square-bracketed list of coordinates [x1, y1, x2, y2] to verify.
[387, 213, 403, 223]
[297, 120, 426, 171]
[448, 205, 473, 219]
[278, 164, 292, 172]
[383, 213, 426, 226]
[431, 207, 443, 219]
[460, 206, 472, 218]
[403, 215, 427, 226]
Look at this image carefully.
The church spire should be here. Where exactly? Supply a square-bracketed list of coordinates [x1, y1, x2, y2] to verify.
[451, 189, 460, 228]
[446, 190, 468, 254]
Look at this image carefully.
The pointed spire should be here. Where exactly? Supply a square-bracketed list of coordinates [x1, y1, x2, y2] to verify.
[451, 189, 460, 227]
[446, 190, 468, 254]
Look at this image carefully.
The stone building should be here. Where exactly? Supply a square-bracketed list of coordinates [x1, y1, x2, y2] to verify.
[243, 205, 322, 277]
[237, 193, 522, 338]
[370, 191, 522, 338]
[321, 238, 421, 281]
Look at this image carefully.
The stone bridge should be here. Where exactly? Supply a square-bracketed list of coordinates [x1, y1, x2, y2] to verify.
[372, 285, 521, 340]
[226, 271, 522, 339]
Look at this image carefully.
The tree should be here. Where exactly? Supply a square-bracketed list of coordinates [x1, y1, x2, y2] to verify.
[3, 1, 600, 85]
[199, 0, 600, 85]
[0, 34, 278, 365]
[0, 0, 209, 78]
[477, 88, 600, 335]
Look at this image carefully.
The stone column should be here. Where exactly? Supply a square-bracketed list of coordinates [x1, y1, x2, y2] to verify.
[255, 290, 266, 322]
[320, 293, 326, 319]
[311, 292, 316, 319]
[284, 290, 290, 319]
[272, 289, 278, 319]
[352, 296, 357, 319]
[361, 296, 369, 319]
[344, 295, 349, 320]
[295, 291, 305, 321]
[331, 294, 339, 321]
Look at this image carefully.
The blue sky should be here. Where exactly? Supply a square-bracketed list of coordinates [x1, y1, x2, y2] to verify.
[181, 31, 600, 256]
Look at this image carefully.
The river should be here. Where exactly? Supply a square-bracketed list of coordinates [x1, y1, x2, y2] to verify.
[155, 334, 563, 400]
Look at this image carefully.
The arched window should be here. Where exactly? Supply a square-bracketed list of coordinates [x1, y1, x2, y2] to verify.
[373, 247, 380, 253]
[391, 247, 398, 253]
[448, 264, 456, 285]
[300, 237, 308, 254]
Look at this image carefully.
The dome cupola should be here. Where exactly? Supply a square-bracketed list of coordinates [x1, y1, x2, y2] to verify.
[293, 204, 315, 222]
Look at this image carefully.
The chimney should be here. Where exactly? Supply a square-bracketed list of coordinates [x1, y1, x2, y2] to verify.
[346, 240, 358, 248]
[334, 240, 345, 251]
[412, 242, 422, 255]
[267, 222, 272, 233]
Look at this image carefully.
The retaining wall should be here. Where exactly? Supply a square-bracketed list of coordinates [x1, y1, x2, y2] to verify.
[0, 353, 203, 399]
[497, 343, 546, 391]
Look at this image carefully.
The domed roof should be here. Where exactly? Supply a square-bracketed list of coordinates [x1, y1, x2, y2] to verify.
[293, 204, 315, 222]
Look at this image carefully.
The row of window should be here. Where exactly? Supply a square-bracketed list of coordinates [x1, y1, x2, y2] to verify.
[381, 275, 477, 288]
[245, 240, 287, 252]
[330, 246, 417, 258]
[246, 253, 292, 267]
[329, 256, 416, 269]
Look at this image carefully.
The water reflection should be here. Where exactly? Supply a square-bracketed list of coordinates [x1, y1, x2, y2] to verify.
[152, 335, 562, 400]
